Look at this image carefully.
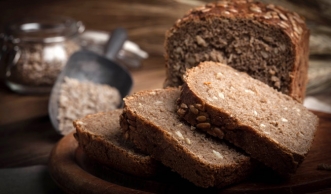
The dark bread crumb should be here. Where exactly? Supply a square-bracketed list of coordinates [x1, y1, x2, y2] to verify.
[73, 109, 161, 177]
[120, 88, 254, 188]
[164, 0, 309, 102]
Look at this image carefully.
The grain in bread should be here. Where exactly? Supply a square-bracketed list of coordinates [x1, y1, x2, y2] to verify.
[120, 88, 254, 188]
[73, 109, 161, 177]
[164, 0, 309, 102]
[176, 61, 319, 174]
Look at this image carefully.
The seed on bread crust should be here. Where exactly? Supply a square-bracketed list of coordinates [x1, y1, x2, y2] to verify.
[214, 127, 225, 139]
[189, 105, 199, 114]
[196, 115, 207, 122]
[180, 103, 188, 109]
[177, 108, 187, 117]
[197, 122, 211, 129]
[278, 13, 288, 21]
[195, 103, 205, 111]
[249, 6, 262, 13]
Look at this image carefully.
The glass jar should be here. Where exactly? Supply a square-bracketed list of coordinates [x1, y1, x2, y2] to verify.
[0, 16, 84, 94]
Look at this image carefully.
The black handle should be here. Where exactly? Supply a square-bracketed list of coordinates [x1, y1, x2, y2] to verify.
[104, 28, 127, 61]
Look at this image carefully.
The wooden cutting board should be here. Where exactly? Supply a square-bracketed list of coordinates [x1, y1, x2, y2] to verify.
[48, 111, 331, 194]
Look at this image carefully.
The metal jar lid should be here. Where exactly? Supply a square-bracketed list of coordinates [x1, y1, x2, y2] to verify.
[4, 16, 85, 44]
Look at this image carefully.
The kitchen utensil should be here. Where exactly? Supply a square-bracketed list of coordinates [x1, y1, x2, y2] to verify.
[48, 28, 133, 134]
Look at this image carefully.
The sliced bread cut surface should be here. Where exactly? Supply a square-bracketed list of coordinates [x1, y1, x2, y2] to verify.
[73, 109, 161, 177]
[177, 61, 319, 174]
[120, 88, 254, 188]
[164, 0, 309, 102]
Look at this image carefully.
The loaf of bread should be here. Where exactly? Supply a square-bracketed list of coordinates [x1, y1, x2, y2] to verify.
[120, 88, 254, 188]
[176, 61, 319, 174]
[164, 0, 309, 102]
[73, 109, 161, 177]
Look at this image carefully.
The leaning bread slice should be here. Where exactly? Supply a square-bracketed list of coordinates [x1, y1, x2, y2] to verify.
[120, 88, 254, 188]
[73, 109, 161, 177]
[176, 61, 319, 175]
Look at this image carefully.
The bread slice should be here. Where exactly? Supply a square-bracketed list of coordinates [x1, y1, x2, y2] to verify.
[164, 0, 309, 102]
[176, 61, 319, 175]
[73, 109, 161, 177]
[119, 88, 254, 188]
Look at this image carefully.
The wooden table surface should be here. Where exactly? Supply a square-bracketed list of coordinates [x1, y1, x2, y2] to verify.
[0, 0, 330, 193]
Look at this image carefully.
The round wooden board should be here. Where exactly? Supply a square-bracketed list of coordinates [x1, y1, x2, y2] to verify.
[48, 112, 331, 194]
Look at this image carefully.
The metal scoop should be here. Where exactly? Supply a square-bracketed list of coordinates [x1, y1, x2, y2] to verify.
[48, 28, 133, 135]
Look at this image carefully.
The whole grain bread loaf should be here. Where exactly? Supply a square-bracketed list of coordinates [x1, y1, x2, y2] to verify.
[164, 0, 309, 102]
[176, 61, 319, 175]
[73, 109, 161, 177]
[120, 88, 254, 188]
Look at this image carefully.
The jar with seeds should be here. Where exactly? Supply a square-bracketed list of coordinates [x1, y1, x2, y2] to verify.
[0, 16, 83, 94]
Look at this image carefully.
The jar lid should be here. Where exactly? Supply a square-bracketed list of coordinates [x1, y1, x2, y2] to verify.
[4, 16, 84, 43]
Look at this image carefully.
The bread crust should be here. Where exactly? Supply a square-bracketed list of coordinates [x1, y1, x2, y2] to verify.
[164, 0, 309, 102]
[73, 110, 161, 178]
